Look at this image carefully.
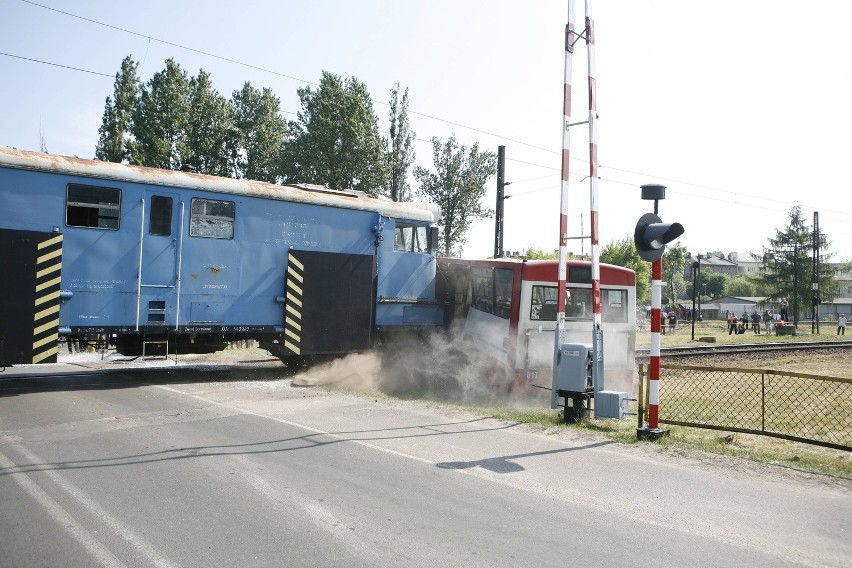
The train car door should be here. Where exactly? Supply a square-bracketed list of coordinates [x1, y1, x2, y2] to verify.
[139, 192, 180, 327]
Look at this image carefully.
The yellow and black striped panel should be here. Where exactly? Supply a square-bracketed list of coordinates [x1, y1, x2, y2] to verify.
[279, 250, 374, 356]
[0, 229, 63, 366]
[32, 234, 63, 363]
[283, 252, 303, 355]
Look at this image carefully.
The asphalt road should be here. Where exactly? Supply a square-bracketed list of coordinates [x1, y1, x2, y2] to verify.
[1, 361, 849, 567]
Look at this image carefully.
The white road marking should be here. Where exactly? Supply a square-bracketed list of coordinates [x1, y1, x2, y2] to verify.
[0, 448, 128, 568]
[5, 443, 181, 568]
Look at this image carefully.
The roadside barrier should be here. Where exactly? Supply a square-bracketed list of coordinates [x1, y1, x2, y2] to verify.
[638, 363, 852, 451]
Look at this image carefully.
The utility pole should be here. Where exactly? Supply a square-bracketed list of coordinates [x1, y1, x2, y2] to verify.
[793, 243, 799, 328]
[494, 145, 506, 258]
[812, 211, 820, 334]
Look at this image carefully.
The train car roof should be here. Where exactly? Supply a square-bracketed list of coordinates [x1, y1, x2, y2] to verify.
[0, 147, 441, 224]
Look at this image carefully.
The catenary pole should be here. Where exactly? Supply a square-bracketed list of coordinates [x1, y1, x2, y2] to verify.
[584, 0, 605, 406]
[552, 0, 576, 410]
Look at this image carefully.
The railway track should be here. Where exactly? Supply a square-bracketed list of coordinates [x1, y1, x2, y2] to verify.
[636, 340, 852, 361]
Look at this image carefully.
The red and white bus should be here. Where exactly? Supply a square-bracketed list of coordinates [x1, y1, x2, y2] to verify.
[437, 258, 637, 396]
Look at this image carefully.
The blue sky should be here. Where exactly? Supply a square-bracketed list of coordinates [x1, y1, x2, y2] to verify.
[2, 0, 850, 262]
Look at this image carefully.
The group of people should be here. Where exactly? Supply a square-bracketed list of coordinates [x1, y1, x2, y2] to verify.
[728, 309, 780, 335]
[646, 302, 848, 336]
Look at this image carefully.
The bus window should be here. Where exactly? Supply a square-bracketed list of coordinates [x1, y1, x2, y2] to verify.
[529, 285, 593, 321]
[602, 289, 628, 322]
[493, 268, 513, 319]
[470, 267, 493, 314]
[566, 287, 591, 319]
[530, 285, 557, 321]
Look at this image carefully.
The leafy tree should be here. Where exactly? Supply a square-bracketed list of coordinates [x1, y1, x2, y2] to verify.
[702, 271, 728, 300]
[725, 274, 757, 297]
[230, 82, 288, 182]
[662, 243, 688, 303]
[523, 247, 559, 260]
[129, 59, 191, 169]
[284, 71, 387, 195]
[95, 56, 139, 162]
[387, 83, 415, 201]
[184, 69, 233, 176]
[600, 237, 650, 305]
[413, 136, 496, 256]
[757, 205, 837, 321]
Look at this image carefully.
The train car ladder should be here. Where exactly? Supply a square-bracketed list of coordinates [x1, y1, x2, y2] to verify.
[141, 328, 172, 362]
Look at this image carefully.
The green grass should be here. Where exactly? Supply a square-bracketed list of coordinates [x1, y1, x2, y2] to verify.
[638, 319, 847, 349]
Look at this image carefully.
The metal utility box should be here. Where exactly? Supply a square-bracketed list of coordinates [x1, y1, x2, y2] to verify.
[556, 343, 593, 393]
[595, 390, 628, 420]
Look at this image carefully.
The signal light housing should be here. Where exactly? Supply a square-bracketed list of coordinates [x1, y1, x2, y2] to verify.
[633, 212, 685, 262]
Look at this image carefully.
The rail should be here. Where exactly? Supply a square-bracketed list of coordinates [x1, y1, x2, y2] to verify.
[636, 340, 852, 359]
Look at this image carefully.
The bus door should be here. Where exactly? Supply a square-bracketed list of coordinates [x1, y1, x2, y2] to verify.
[138, 192, 180, 328]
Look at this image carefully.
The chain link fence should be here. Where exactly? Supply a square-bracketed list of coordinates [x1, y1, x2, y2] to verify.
[640, 364, 852, 451]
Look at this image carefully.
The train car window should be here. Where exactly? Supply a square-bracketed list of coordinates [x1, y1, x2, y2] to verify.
[394, 223, 429, 253]
[149, 196, 172, 236]
[190, 198, 235, 239]
[494, 268, 513, 319]
[470, 267, 494, 314]
[602, 289, 628, 323]
[66, 184, 121, 230]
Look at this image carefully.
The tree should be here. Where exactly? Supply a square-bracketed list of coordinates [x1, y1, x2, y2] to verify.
[600, 237, 651, 306]
[757, 205, 837, 321]
[725, 274, 757, 297]
[229, 82, 288, 183]
[662, 243, 688, 303]
[184, 69, 233, 176]
[523, 247, 559, 260]
[95, 56, 139, 163]
[129, 59, 191, 169]
[700, 271, 728, 300]
[387, 83, 415, 201]
[283, 71, 387, 195]
[413, 136, 496, 256]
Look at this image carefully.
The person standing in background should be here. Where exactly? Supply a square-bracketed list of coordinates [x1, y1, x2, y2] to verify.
[839, 314, 847, 336]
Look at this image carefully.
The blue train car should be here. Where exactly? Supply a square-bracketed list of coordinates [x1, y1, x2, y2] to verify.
[0, 147, 443, 365]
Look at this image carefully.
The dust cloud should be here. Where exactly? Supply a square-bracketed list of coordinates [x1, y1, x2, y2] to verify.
[288, 327, 548, 408]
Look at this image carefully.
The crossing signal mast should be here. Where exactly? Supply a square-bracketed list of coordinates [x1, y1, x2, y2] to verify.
[635, 184, 684, 439]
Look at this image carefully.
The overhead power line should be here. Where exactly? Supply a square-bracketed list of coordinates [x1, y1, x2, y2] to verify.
[0, 51, 112, 77]
[20, 0, 312, 86]
[13, 1, 852, 225]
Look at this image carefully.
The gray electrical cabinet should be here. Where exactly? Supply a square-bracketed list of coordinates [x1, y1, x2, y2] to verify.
[595, 390, 628, 419]
[556, 343, 593, 393]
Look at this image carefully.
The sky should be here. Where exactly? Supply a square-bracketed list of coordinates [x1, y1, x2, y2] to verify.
[2, 0, 851, 263]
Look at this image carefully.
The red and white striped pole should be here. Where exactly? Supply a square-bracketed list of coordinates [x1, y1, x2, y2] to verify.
[648, 257, 663, 429]
[585, 0, 601, 328]
[552, 0, 577, 410]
